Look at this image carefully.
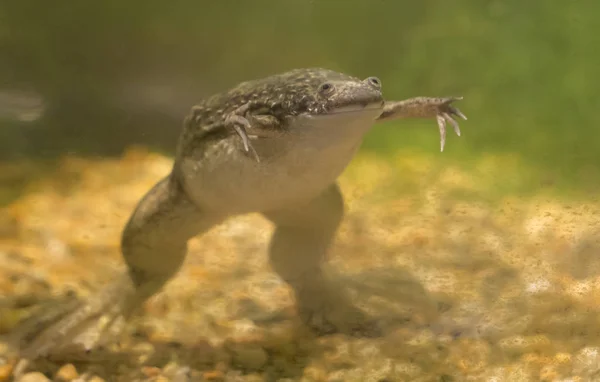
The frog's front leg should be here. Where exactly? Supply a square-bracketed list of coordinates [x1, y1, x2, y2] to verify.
[263, 183, 381, 337]
[212, 102, 279, 163]
[377, 97, 467, 151]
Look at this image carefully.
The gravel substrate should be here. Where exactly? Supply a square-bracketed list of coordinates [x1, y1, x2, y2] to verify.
[2, 148, 600, 381]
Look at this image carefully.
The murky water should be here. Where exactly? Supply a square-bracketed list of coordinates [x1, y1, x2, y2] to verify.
[1, 2, 599, 381]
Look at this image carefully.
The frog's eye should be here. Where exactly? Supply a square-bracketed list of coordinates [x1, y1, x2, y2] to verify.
[318, 82, 335, 95]
[366, 76, 382, 89]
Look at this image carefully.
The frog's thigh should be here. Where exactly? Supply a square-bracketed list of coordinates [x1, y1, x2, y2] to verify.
[122, 176, 224, 297]
[261, 182, 344, 285]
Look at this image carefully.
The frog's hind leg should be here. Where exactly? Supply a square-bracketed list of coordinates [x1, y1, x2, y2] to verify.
[11, 174, 224, 366]
[262, 183, 381, 337]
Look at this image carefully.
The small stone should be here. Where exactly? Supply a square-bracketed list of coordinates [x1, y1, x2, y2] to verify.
[573, 346, 600, 377]
[189, 339, 215, 366]
[326, 368, 365, 382]
[553, 352, 573, 374]
[228, 319, 264, 342]
[505, 363, 537, 381]
[241, 374, 264, 382]
[54, 364, 78, 381]
[391, 362, 423, 380]
[271, 356, 303, 378]
[497, 335, 552, 357]
[324, 340, 355, 369]
[231, 344, 268, 371]
[447, 339, 491, 375]
[141, 366, 161, 378]
[479, 364, 536, 382]
[215, 360, 230, 372]
[383, 327, 435, 360]
[16, 372, 50, 382]
[532, 310, 591, 337]
[171, 366, 192, 382]
[203, 370, 225, 381]
[303, 365, 327, 381]
[161, 362, 183, 377]
[0, 363, 13, 382]
[0, 364, 14, 382]
[539, 364, 560, 381]
[555, 352, 572, 363]
[131, 342, 155, 364]
[358, 358, 393, 381]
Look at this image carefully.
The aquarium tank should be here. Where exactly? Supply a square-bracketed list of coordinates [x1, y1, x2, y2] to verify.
[1, 1, 599, 381]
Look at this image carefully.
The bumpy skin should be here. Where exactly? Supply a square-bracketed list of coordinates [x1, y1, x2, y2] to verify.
[11, 68, 466, 367]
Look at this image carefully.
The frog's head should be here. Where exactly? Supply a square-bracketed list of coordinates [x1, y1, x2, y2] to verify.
[268, 68, 384, 118]
[225, 68, 387, 155]
[255, 68, 385, 144]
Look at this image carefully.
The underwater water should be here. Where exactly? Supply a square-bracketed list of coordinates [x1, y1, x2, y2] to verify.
[1, 1, 599, 381]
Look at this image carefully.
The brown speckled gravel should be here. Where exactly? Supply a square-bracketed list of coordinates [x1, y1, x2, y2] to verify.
[2, 149, 600, 381]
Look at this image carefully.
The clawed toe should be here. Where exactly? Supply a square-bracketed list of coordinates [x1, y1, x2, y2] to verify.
[437, 97, 467, 152]
[298, 303, 384, 338]
[225, 113, 261, 162]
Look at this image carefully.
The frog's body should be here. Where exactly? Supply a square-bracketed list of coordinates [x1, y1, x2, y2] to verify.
[176, 68, 385, 213]
[180, 108, 378, 213]
[12, 68, 466, 366]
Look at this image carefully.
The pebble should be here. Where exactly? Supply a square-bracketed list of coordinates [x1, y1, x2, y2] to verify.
[54, 364, 78, 381]
[228, 319, 264, 342]
[478, 364, 536, 382]
[573, 346, 600, 377]
[187, 339, 216, 366]
[203, 370, 225, 381]
[302, 365, 328, 381]
[448, 339, 491, 375]
[141, 366, 161, 378]
[0, 364, 13, 382]
[230, 344, 269, 371]
[497, 335, 552, 357]
[171, 366, 193, 382]
[539, 364, 561, 381]
[16, 372, 50, 382]
[239, 374, 264, 382]
[85, 377, 106, 382]
[533, 311, 591, 338]
[326, 368, 365, 382]
[391, 362, 423, 380]
[398, 329, 438, 363]
[324, 340, 355, 369]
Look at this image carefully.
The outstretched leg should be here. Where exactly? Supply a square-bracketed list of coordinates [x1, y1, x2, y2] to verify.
[376, 96, 466, 152]
[263, 183, 379, 336]
[14, 174, 223, 360]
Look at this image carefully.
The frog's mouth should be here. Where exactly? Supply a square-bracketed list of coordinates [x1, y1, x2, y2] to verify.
[286, 101, 383, 143]
[248, 101, 383, 143]
[326, 100, 384, 115]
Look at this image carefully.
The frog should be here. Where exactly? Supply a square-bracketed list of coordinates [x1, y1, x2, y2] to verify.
[10, 68, 466, 366]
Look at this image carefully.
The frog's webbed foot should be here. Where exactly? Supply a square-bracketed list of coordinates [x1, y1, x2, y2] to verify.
[434, 97, 467, 152]
[225, 105, 261, 163]
[295, 277, 383, 338]
[8, 275, 135, 370]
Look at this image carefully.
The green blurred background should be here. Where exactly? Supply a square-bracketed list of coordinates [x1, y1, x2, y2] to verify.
[0, 0, 598, 195]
